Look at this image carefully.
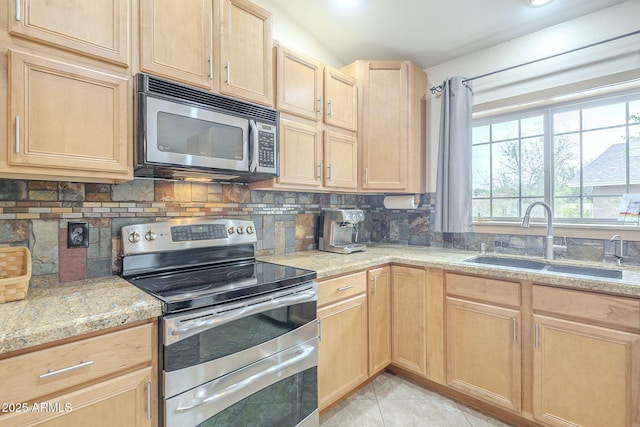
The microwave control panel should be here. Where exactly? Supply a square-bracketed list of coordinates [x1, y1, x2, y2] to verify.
[255, 122, 277, 174]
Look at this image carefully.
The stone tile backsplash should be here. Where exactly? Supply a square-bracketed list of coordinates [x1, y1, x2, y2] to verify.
[1, 178, 638, 286]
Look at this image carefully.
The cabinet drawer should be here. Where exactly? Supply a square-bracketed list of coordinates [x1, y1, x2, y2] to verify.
[533, 285, 640, 330]
[318, 271, 367, 306]
[0, 323, 153, 404]
[446, 272, 520, 308]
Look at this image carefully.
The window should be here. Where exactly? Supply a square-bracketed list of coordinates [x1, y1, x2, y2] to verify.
[472, 90, 640, 223]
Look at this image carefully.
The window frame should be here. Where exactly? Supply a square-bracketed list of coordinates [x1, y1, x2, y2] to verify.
[471, 88, 640, 225]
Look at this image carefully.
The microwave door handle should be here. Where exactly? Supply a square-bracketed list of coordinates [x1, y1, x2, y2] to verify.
[249, 119, 259, 173]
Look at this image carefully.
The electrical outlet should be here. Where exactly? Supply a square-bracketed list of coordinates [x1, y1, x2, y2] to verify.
[68, 222, 89, 248]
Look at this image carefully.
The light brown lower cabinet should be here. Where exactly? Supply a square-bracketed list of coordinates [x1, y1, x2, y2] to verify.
[532, 284, 640, 427]
[445, 297, 522, 412]
[391, 265, 427, 377]
[445, 273, 522, 413]
[317, 272, 368, 410]
[368, 266, 391, 376]
[0, 368, 153, 427]
[0, 322, 156, 427]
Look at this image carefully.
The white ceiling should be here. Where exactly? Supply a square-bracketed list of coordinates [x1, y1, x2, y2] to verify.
[266, 0, 628, 69]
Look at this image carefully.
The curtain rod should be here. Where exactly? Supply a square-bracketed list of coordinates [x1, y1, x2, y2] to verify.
[429, 29, 640, 95]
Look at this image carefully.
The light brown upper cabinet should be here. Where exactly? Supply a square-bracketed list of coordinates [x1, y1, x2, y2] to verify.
[276, 46, 323, 121]
[139, 0, 213, 89]
[9, 0, 131, 67]
[4, 49, 131, 183]
[276, 46, 357, 131]
[215, 0, 273, 106]
[140, 0, 274, 106]
[252, 45, 357, 192]
[343, 60, 426, 193]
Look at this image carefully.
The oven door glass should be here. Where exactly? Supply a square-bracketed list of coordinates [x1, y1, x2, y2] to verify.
[163, 283, 317, 398]
[165, 340, 318, 427]
[145, 95, 249, 171]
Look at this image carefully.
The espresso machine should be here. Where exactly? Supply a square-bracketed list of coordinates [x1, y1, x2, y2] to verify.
[318, 208, 366, 254]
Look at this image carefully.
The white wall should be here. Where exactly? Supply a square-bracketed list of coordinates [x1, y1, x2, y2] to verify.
[425, 0, 640, 191]
[251, 0, 344, 67]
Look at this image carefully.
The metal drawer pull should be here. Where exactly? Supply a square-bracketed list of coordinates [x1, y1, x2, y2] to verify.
[15, 117, 20, 153]
[337, 285, 353, 291]
[513, 318, 517, 342]
[208, 54, 213, 80]
[175, 344, 315, 413]
[39, 360, 94, 379]
[172, 289, 316, 337]
[328, 99, 333, 117]
[15, 0, 21, 20]
[535, 323, 539, 348]
[372, 276, 378, 296]
[146, 382, 152, 419]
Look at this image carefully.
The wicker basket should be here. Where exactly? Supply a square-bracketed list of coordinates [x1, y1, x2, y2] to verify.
[0, 247, 32, 303]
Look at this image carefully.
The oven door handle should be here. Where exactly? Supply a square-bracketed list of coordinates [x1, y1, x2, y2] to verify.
[171, 289, 316, 339]
[174, 342, 316, 414]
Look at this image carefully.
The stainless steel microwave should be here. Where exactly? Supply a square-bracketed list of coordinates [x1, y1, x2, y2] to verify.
[135, 73, 279, 182]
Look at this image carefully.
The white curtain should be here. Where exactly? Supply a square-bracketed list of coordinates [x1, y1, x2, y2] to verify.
[433, 76, 473, 233]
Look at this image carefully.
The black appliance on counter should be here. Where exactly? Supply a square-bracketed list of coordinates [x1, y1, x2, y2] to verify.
[121, 218, 318, 427]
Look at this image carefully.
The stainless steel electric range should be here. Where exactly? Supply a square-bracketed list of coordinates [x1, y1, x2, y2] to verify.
[120, 218, 319, 427]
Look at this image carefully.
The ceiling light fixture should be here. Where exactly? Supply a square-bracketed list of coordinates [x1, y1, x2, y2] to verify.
[524, 0, 554, 7]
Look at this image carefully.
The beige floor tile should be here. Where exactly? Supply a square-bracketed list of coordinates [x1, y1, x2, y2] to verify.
[320, 371, 510, 427]
[378, 398, 471, 427]
[320, 399, 384, 427]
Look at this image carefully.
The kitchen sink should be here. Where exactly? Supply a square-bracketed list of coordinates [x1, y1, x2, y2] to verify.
[464, 255, 622, 280]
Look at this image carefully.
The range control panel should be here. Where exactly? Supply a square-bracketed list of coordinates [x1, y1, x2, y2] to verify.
[121, 218, 256, 255]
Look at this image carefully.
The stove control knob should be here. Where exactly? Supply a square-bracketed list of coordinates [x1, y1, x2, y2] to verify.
[237, 225, 245, 234]
[228, 226, 235, 235]
[246, 225, 254, 234]
[145, 230, 157, 241]
[128, 231, 141, 244]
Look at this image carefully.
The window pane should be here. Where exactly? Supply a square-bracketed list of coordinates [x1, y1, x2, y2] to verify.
[630, 129, 640, 187]
[587, 196, 620, 218]
[473, 125, 490, 144]
[554, 133, 580, 197]
[630, 100, 640, 124]
[492, 140, 519, 197]
[521, 116, 543, 137]
[493, 198, 519, 217]
[492, 120, 518, 141]
[555, 197, 580, 219]
[582, 127, 626, 166]
[553, 110, 579, 133]
[473, 199, 490, 219]
[521, 136, 544, 197]
[582, 102, 626, 130]
[472, 144, 490, 197]
[521, 198, 543, 215]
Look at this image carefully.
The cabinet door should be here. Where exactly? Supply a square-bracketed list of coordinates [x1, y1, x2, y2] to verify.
[446, 297, 521, 412]
[391, 265, 427, 377]
[216, 0, 273, 106]
[0, 368, 153, 427]
[324, 131, 357, 190]
[318, 294, 368, 410]
[533, 314, 640, 427]
[277, 119, 322, 188]
[140, 0, 213, 89]
[276, 46, 323, 121]
[368, 266, 391, 376]
[361, 61, 408, 191]
[9, 0, 130, 66]
[324, 67, 357, 131]
[7, 50, 130, 182]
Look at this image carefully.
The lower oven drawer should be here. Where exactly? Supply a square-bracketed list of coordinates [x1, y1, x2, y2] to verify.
[165, 338, 318, 427]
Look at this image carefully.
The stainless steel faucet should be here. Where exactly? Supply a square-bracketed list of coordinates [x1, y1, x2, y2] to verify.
[609, 234, 624, 266]
[521, 201, 555, 260]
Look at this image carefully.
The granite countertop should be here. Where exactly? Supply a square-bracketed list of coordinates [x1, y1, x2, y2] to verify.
[0, 276, 162, 355]
[2, 244, 639, 357]
[260, 244, 640, 299]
